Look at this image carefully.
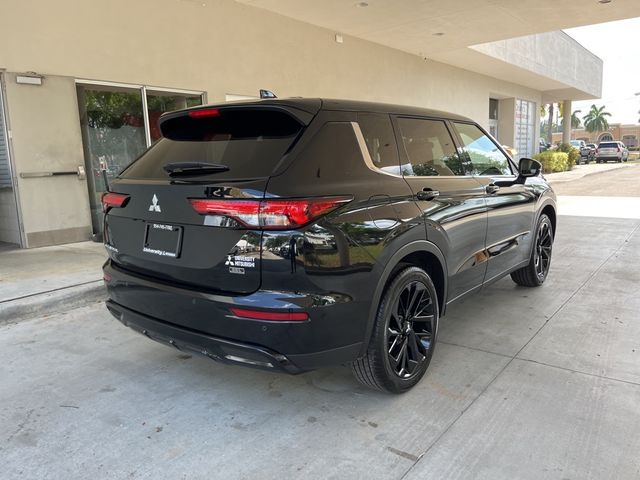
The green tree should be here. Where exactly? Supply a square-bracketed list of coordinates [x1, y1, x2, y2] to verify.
[582, 105, 611, 133]
[571, 110, 582, 129]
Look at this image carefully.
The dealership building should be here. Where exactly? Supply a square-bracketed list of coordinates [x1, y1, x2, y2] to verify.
[0, 0, 635, 248]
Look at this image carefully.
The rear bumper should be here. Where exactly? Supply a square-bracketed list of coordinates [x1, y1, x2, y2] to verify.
[106, 300, 304, 373]
[103, 260, 365, 372]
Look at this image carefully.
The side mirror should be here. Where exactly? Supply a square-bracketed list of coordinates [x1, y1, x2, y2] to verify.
[519, 158, 541, 178]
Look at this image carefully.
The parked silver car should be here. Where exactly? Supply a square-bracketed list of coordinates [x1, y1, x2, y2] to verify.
[596, 141, 629, 163]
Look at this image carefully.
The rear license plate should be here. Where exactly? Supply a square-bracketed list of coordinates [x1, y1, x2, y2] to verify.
[143, 223, 183, 258]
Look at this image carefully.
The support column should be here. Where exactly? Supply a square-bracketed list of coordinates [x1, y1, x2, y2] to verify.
[562, 99, 572, 144]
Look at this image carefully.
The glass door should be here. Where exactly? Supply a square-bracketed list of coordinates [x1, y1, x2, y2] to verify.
[0, 74, 23, 247]
[77, 84, 147, 239]
[77, 83, 204, 239]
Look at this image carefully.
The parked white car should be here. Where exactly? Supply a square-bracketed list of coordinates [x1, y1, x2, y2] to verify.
[596, 141, 629, 163]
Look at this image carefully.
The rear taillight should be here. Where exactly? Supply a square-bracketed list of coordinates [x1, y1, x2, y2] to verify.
[189, 196, 351, 230]
[229, 307, 309, 322]
[102, 192, 130, 212]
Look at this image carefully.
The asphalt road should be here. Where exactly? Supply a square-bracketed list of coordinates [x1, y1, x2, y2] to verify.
[551, 163, 640, 196]
[3, 212, 640, 479]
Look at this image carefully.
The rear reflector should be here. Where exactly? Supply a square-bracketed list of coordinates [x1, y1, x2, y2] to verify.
[230, 307, 309, 322]
[189, 196, 351, 230]
[188, 108, 221, 119]
[102, 192, 130, 212]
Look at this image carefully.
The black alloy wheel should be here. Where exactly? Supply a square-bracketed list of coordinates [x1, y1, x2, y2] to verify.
[352, 266, 439, 393]
[386, 280, 435, 378]
[511, 214, 553, 287]
[534, 219, 553, 281]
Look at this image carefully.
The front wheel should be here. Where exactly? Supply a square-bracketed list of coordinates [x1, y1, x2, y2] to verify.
[351, 266, 439, 393]
[511, 214, 553, 287]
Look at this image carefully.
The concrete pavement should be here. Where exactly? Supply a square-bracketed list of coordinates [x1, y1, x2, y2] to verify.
[0, 241, 106, 323]
[2, 212, 640, 478]
[544, 161, 633, 184]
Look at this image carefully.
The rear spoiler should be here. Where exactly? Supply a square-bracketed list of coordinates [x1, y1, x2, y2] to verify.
[159, 101, 320, 138]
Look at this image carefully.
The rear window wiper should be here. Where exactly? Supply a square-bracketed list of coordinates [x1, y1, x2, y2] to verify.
[163, 162, 230, 176]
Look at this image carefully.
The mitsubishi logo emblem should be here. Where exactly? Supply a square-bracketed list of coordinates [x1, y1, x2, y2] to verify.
[149, 194, 161, 212]
[224, 255, 235, 266]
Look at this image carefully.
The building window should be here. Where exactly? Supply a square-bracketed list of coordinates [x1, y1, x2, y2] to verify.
[622, 135, 637, 147]
[488, 98, 499, 138]
[514, 99, 536, 159]
[598, 133, 613, 142]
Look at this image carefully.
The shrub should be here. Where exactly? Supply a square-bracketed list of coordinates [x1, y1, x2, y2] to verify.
[533, 151, 569, 173]
[556, 143, 579, 168]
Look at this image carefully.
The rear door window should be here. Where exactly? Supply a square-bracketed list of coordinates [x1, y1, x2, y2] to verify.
[120, 109, 303, 180]
[395, 117, 462, 176]
[357, 112, 401, 175]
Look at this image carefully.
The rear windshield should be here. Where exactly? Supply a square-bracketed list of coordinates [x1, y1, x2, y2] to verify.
[599, 142, 618, 148]
[120, 109, 303, 180]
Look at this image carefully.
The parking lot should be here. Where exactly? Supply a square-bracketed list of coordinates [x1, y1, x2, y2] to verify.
[2, 165, 640, 479]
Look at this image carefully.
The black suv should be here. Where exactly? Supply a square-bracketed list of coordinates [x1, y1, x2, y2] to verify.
[103, 98, 556, 393]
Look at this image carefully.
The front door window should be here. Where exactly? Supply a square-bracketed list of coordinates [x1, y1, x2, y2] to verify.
[453, 123, 513, 176]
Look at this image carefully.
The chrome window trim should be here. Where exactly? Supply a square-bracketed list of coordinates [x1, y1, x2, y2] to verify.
[350, 121, 403, 178]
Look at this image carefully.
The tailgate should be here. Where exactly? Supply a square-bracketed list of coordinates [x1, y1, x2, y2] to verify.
[104, 104, 315, 294]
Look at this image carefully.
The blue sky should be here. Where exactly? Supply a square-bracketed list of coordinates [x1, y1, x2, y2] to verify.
[564, 17, 640, 125]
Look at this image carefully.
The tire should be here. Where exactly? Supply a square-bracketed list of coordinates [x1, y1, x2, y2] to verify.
[511, 214, 553, 287]
[351, 266, 439, 393]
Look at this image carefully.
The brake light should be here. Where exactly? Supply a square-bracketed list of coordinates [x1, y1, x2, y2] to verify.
[102, 192, 130, 212]
[229, 307, 309, 322]
[189, 196, 351, 230]
[188, 108, 220, 118]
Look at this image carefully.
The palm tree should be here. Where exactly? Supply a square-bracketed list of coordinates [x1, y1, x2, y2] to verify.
[559, 109, 582, 129]
[571, 110, 582, 129]
[582, 105, 611, 133]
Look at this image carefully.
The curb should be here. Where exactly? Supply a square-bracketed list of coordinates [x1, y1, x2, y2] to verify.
[0, 281, 106, 325]
[546, 163, 634, 184]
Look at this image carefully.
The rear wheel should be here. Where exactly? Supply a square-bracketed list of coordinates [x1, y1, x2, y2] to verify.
[352, 266, 438, 393]
[511, 214, 553, 287]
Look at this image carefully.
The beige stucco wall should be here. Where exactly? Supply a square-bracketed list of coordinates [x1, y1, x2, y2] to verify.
[0, 0, 542, 246]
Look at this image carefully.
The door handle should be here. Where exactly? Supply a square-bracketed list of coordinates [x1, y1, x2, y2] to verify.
[416, 188, 440, 201]
[485, 184, 500, 195]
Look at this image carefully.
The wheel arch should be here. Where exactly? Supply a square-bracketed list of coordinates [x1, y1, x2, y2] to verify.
[541, 203, 556, 238]
[359, 240, 448, 357]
